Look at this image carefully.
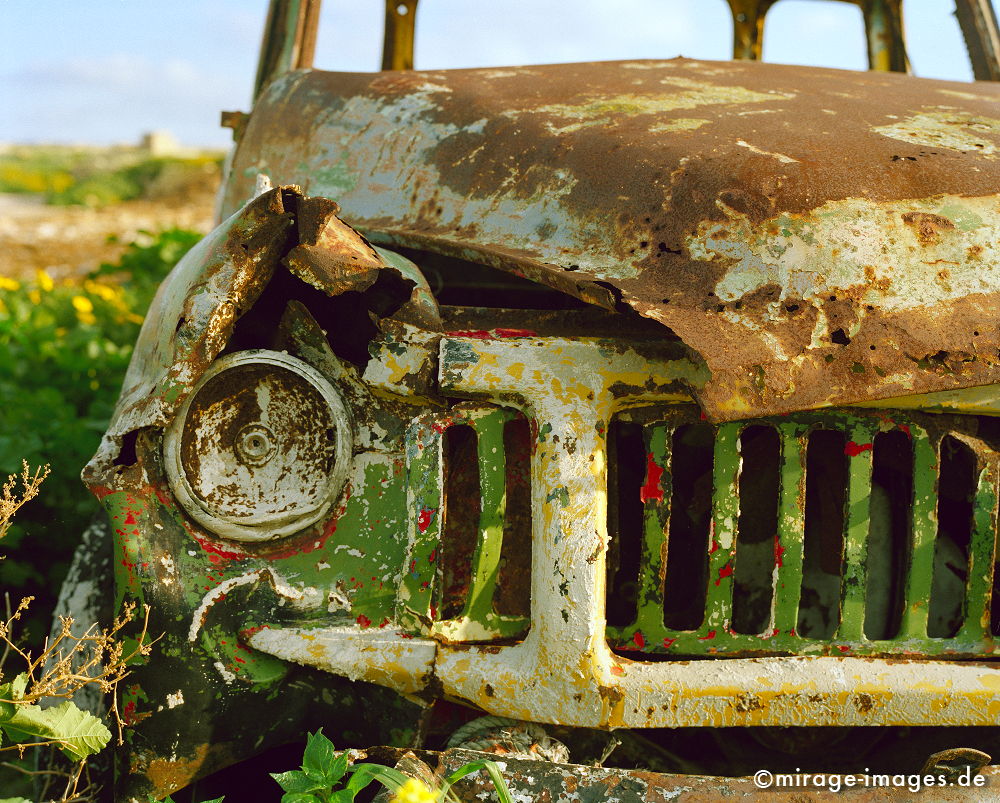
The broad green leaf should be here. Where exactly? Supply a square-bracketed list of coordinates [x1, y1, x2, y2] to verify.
[271, 769, 324, 794]
[280, 793, 321, 803]
[3, 700, 111, 761]
[302, 729, 340, 784]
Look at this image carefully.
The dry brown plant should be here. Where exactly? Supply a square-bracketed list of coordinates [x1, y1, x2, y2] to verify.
[0, 460, 50, 542]
[0, 462, 155, 801]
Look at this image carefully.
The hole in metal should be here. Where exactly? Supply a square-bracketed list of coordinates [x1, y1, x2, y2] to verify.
[440, 424, 480, 620]
[493, 416, 532, 619]
[929, 435, 975, 638]
[865, 430, 914, 640]
[663, 422, 714, 631]
[798, 429, 847, 639]
[605, 420, 645, 628]
[732, 426, 780, 635]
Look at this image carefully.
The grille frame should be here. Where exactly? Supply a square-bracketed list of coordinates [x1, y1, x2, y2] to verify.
[605, 406, 1000, 659]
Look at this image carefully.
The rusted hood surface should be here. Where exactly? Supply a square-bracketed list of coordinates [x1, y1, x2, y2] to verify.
[224, 59, 1000, 420]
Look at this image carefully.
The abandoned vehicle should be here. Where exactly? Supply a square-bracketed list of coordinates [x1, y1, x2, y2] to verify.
[62, 0, 1000, 798]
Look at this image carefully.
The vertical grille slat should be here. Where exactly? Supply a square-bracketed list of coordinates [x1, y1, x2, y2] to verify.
[959, 460, 998, 640]
[462, 409, 509, 624]
[899, 434, 939, 639]
[772, 426, 808, 634]
[703, 423, 741, 637]
[634, 424, 671, 639]
[836, 421, 876, 642]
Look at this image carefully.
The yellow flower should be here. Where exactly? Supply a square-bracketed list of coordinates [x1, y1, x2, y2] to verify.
[72, 295, 94, 314]
[28, 290, 41, 305]
[83, 280, 121, 303]
[391, 778, 438, 803]
[73, 296, 97, 325]
[36, 270, 54, 292]
[0, 276, 20, 291]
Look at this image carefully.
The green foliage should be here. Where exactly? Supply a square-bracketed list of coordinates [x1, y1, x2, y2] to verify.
[271, 731, 515, 803]
[0, 670, 110, 761]
[0, 146, 222, 207]
[0, 229, 201, 643]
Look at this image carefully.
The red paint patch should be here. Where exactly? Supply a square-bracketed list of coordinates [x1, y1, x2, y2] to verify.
[494, 328, 536, 338]
[239, 625, 269, 640]
[698, 630, 717, 640]
[379, 618, 391, 628]
[899, 424, 912, 440]
[448, 329, 491, 339]
[837, 645, 851, 654]
[663, 637, 677, 649]
[789, 628, 797, 636]
[428, 549, 437, 563]
[844, 441, 873, 457]
[774, 539, 785, 568]
[356, 615, 372, 628]
[633, 630, 645, 649]
[417, 507, 436, 533]
[639, 453, 665, 503]
[610, 665, 625, 676]
[715, 562, 733, 585]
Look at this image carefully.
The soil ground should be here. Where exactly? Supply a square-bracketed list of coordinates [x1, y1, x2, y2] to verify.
[0, 178, 218, 282]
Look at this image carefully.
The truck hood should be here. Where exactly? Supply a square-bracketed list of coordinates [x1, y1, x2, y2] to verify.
[223, 58, 1000, 420]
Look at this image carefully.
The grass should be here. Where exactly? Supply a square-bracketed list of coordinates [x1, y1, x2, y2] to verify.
[0, 145, 222, 207]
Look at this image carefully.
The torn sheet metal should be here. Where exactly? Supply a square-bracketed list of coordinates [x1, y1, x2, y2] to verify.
[84, 186, 424, 485]
[222, 59, 1000, 421]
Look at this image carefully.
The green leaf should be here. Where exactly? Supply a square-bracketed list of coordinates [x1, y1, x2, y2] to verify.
[280, 794, 322, 803]
[443, 760, 514, 803]
[2, 700, 111, 761]
[0, 673, 29, 722]
[302, 729, 342, 785]
[0, 797, 34, 803]
[344, 763, 409, 793]
[271, 769, 324, 794]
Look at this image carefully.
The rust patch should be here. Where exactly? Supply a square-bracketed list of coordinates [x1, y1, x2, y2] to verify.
[902, 211, 957, 245]
[142, 742, 211, 795]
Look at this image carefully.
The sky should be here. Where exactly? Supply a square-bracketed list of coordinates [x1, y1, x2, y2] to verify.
[1, 0, 990, 149]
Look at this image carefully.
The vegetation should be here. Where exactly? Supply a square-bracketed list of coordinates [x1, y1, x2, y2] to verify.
[271, 731, 514, 803]
[0, 463, 152, 803]
[0, 229, 202, 645]
[0, 146, 221, 207]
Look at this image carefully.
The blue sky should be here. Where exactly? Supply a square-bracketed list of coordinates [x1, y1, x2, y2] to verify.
[1, 0, 986, 148]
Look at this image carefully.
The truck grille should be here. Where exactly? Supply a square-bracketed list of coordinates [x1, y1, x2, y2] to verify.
[606, 407, 1000, 658]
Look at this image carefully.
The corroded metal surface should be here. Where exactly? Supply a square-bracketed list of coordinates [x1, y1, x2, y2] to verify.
[222, 59, 1000, 421]
[434, 747, 1000, 802]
